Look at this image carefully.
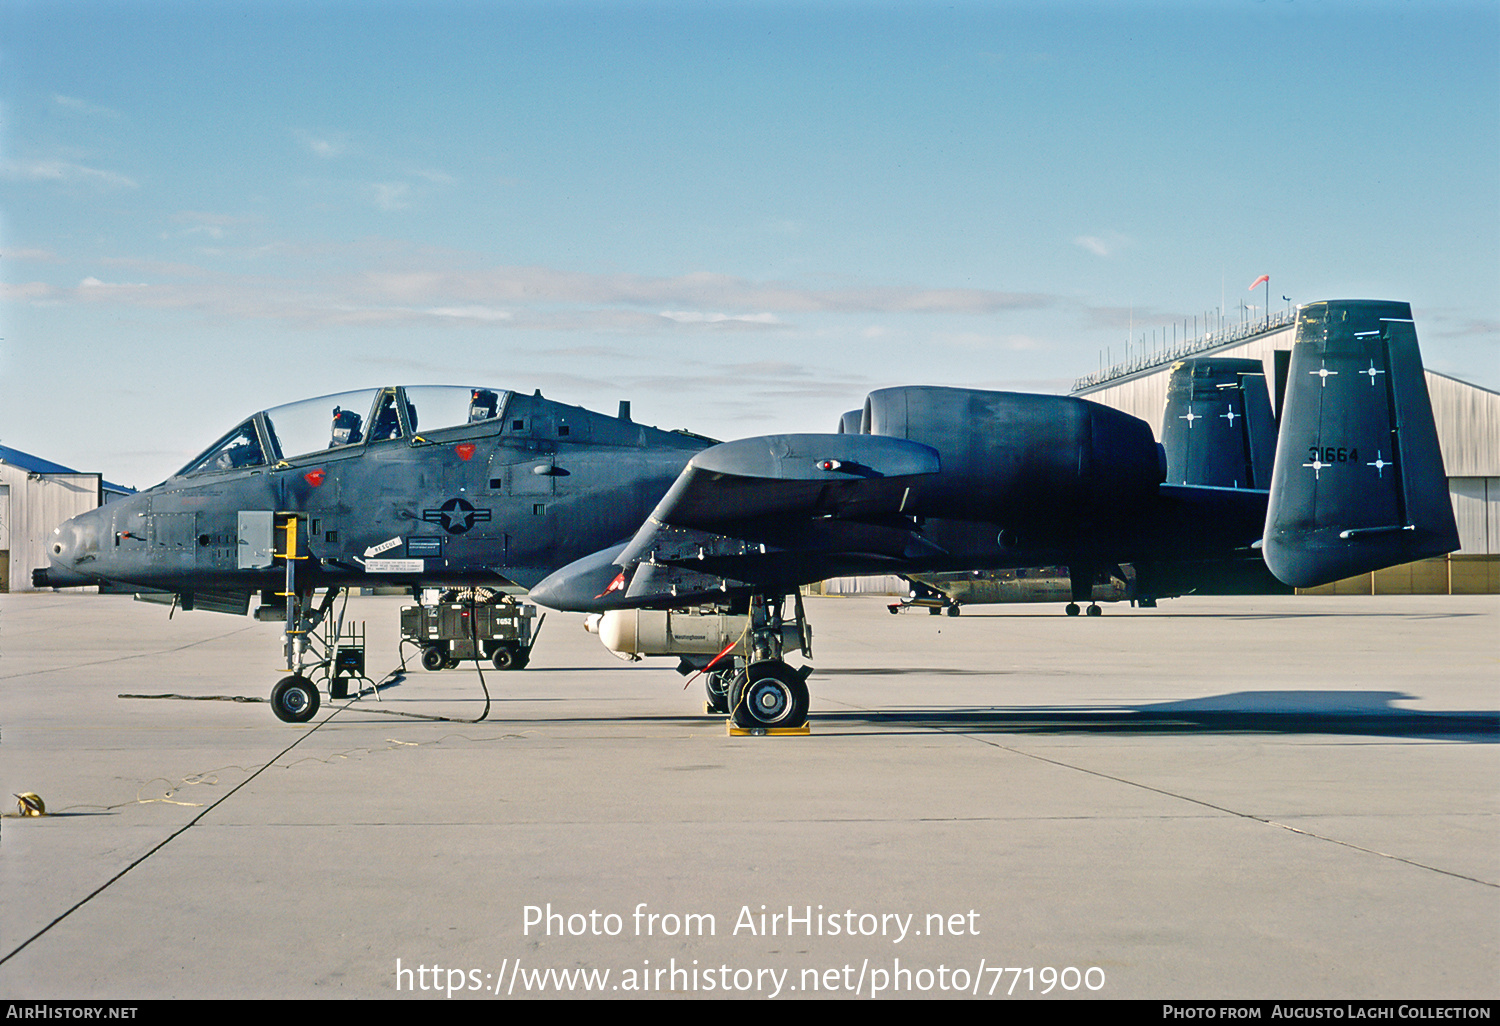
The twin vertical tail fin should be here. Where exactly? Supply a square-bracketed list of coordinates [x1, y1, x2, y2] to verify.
[1161, 357, 1277, 489]
[1262, 300, 1458, 588]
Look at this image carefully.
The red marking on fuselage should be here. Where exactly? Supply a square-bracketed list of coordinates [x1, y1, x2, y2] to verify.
[595, 571, 626, 600]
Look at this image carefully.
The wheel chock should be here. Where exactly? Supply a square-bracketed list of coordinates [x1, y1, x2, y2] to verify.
[726, 721, 811, 736]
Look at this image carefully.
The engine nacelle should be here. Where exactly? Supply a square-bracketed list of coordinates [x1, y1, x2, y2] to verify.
[859, 386, 1164, 521]
[587, 609, 801, 658]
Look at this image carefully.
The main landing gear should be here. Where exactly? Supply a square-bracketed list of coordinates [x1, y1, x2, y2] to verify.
[715, 592, 815, 731]
[1066, 564, 1122, 617]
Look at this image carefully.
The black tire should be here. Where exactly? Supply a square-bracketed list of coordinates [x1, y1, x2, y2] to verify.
[1065, 603, 1080, 616]
[946, 604, 960, 617]
[421, 646, 446, 672]
[491, 645, 517, 671]
[730, 661, 809, 729]
[1086, 604, 1102, 617]
[705, 669, 732, 714]
[271, 675, 320, 723]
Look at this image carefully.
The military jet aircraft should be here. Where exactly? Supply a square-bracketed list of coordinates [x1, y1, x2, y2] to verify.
[37, 300, 1459, 730]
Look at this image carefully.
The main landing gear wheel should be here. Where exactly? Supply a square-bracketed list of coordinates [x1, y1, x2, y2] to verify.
[729, 661, 809, 730]
[271, 675, 320, 723]
[1086, 604, 1102, 617]
[705, 669, 732, 714]
[1065, 603, 1080, 616]
[420, 646, 447, 672]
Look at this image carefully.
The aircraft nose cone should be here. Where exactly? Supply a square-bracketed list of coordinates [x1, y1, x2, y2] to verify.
[49, 520, 82, 563]
[37, 511, 107, 586]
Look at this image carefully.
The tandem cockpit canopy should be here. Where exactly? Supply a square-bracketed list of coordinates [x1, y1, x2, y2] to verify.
[174, 386, 515, 478]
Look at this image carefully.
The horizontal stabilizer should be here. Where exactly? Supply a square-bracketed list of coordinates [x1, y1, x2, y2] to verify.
[1262, 301, 1458, 588]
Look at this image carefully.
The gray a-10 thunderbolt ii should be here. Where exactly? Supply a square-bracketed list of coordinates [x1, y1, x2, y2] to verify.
[37, 300, 1459, 729]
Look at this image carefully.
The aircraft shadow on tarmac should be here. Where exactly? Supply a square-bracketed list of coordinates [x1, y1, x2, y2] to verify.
[944, 610, 1488, 621]
[799, 689, 1499, 741]
[324, 689, 1497, 742]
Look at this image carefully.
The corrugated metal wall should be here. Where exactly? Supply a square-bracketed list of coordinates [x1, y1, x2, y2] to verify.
[1427, 371, 1500, 478]
[0, 464, 101, 592]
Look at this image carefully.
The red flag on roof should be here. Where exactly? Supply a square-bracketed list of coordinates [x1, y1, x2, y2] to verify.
[1248, 274, 1270, 290]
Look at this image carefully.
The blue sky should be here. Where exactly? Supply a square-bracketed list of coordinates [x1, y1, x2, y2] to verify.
[2, 0, 1496, 488]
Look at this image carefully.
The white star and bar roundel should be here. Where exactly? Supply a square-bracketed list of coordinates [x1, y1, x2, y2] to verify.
[422, 497, 493, 535]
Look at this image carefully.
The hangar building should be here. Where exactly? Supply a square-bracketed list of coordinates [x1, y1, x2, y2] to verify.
[1071, 306, 1499, 594]
[0, 445, 132, 593]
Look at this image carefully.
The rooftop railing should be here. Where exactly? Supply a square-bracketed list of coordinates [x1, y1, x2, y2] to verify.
[1072, 308, 1296, 393]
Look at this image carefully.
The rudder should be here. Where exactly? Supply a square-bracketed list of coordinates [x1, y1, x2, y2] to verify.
[1262, 300, 1458, 588]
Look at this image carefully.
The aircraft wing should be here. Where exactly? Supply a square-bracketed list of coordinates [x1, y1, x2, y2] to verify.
[531, 433, 943, 610]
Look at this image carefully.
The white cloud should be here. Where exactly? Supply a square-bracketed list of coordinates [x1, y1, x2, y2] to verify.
[659, 311, 782, 325]
[296, 130, 347, 159]
[425, 305, 514, 322]
[2, 248, 63, 263]
[1, 244, 1062, 335]
[1073, 232, 1130, 258]
[5, 160, 137, 190]
[371, 182, 411, 211]
[937, 331, 1047, 352]
[78, 276, 147, 289]
[52, 94, 121, 119]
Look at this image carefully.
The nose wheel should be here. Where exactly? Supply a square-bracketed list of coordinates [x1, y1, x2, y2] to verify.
[270, 675, 321, 723]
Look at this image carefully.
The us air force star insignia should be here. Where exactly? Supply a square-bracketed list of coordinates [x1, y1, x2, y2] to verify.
[423, 497, 492, 535]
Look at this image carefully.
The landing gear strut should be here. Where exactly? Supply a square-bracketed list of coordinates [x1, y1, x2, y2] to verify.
[267, 513, 368, 723]
[1066, 564, 1102, 618]
[724, 592, 814, 730]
